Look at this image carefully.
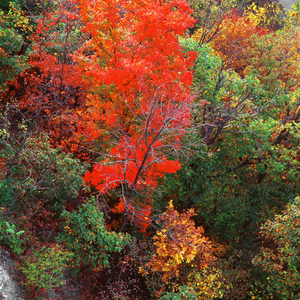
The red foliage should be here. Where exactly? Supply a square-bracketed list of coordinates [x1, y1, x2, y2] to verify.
[2, 0, 89, 157]
[111, 198, 152, 231]
[75, 0, 197, 230]
[84, 141, 181, 193]
[78, 0, 196, 227]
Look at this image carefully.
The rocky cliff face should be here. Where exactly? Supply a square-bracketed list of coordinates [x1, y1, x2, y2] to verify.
[0, 248, 23, 300]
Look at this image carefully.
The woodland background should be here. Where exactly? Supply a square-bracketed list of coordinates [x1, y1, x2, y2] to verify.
[1, 0, 300, 298]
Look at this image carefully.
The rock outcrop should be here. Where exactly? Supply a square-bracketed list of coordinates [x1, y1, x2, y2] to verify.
[0, 247, 23, 300]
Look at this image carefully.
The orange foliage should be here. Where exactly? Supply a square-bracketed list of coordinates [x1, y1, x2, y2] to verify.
[203, 12, 268, 75]
[144, 202, 215, 283]
[246, 28, 300, 90]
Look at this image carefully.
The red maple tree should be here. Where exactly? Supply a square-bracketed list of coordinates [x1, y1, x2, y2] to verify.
[78, 0, 197, 231]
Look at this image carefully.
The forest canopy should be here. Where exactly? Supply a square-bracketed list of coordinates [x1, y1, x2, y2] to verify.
[1, 0, 300, 298]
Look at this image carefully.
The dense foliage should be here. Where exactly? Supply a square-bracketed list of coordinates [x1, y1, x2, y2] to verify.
[1, 0, 300, 298]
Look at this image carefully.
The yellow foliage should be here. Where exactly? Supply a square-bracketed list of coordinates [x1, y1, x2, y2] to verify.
[188, 267, 225, 299]
[285, 5, 300, 27]
[144, 201, 215, 283]
[244, 2, 282, 28]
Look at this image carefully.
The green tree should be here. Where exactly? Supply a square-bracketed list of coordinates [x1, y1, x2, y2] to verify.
[163, 40, 298, 244]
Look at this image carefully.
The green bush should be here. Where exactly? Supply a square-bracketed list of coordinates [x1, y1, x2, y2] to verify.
[0, 134, 88, 214]
[0, 217, 24, 255]
[0, 3, 30, 90]
[160, 286, 198, 300]
[19, 244, 73, 290]
[252, 196, 300, 299]
[59, 198, 131, 271]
